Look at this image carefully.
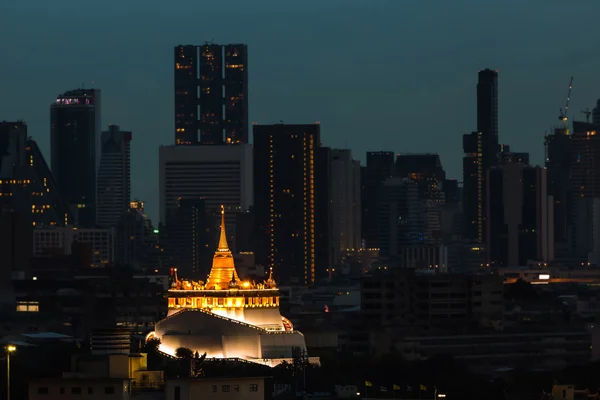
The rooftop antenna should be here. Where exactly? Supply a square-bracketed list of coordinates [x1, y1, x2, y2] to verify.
[81, 81, 85, 90]
[582, 108, 591, 123]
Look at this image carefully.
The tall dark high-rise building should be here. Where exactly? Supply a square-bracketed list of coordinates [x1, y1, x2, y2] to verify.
[115, 200, 152, 268]
[567, 121, 600, 258]
[50, 89, 101, 227]
[486, 162, 553, 267]
[395, 153, 446, 202]
[253, 124, 325, 285]
[0, 210, 32, 310]
[477, 69, 499, 140]
[362, 151, 395, 248]
[593, 99, 600, 125]
[174, 44, 248, 145]
[163, 198, 214, 278]
[328, 149, 361, 265]
[97, 125, 132, 228]
[376, 178, 422, 258]
[0, 121, 73, 227]
[463, 69, 500, 244]
[463, 132, 483, 242]
[545, 129, 572, 257]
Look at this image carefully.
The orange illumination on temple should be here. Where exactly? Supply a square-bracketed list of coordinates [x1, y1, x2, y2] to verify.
[205, 206, 241, 289]
[147, 206, 315, 368]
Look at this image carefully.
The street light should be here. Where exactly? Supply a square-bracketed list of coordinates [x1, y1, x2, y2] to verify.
[5, 345, 16, 400]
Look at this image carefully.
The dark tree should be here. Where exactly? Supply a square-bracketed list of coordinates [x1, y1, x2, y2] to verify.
[175, 347, 194, 359]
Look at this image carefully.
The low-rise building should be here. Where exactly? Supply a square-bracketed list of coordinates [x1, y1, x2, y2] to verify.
[29, 377, 130, 400]
[166, 376, 271, 400]
[361, 268, 504, 332]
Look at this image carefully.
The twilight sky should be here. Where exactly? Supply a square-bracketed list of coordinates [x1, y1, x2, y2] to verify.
[1, 0, 600, 223]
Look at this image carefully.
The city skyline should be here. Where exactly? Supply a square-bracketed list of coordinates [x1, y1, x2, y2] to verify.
[3, 1, 600, 221]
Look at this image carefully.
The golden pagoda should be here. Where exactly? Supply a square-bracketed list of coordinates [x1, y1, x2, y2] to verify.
[149, 205, 314, 368]
[205, 206, 240, 290]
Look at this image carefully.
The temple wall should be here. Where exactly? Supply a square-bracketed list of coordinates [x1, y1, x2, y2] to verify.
[154, 309, 307, 363]
[160, 334, 224, 358]
[155, 310, 262, 336]
[259, 332, 307, 359]
[222, 335, 261, 359]
[244, 308, 284, 330]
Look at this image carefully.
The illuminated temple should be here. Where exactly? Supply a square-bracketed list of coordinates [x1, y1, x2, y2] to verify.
[147, 207, 312, 367]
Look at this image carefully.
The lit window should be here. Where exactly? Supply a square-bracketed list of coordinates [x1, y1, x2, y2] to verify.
[16, 301, 39, 312]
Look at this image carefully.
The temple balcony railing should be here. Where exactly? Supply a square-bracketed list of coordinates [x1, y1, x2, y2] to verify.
[155, 308, 303, 336]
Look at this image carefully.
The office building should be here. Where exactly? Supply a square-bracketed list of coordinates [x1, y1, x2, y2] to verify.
[395, 153, 446, 202]
[50, 89, 101, 227]
[33, 226, 114, 267]
[362, 151, 395, 248]
[486, 162, 553, 266]
[163, 198, 214, 279]
[253, 124, 324, 285]
[0, 121, 72, 227]
[593, 99, 600, 125]
[0, 210, 32, 309]
[114, 200, 153, 268]
[97, 125, 132, 228]
[0, 121, 29, 212]
[159, 143, 252, 248]
[329, 149, 361, 264]
[174, 44, 248, 145]
[545, 129, 572, 256]
[568, 121, 600, 258]
[96, 125, 132, 228]
[376, 177, 423, 258]
[361, 268, 504, 331]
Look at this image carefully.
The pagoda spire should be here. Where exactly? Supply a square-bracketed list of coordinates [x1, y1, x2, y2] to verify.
[205, 205, 240, 290]
[217, 205, 229, 252]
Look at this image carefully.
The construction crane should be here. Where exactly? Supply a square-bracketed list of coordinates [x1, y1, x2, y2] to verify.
[559, 76, 573, 132]
[582, 108, 591, 123]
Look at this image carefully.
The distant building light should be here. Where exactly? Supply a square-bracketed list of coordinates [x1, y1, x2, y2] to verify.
[539, 274, 550, 280]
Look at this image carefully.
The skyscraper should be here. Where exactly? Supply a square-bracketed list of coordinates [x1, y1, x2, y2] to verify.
[97, 125, 132, 228]
[362, 151, 395, 248]
[50, 89, 101, 227]
[329, 149, 362, 264]
[158, 143, 253, 249]
[0, 121, 72, 227]
[253, 124, 323, 285]
[463, 69, 500, 244]
[477, 69, 499, 140]
[486, 162, 553, 266]
[163, 198, 213, 278]
[174, 44, 248, 145]
[376, 178, 422, 258]
[568, 121, 600, 258]
[395, 153, 446, 202]
[593, 99, 600, 125]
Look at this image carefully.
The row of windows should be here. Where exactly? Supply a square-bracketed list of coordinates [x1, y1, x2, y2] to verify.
[211, 384, 259, 393]
[38, 386, 117, 395]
